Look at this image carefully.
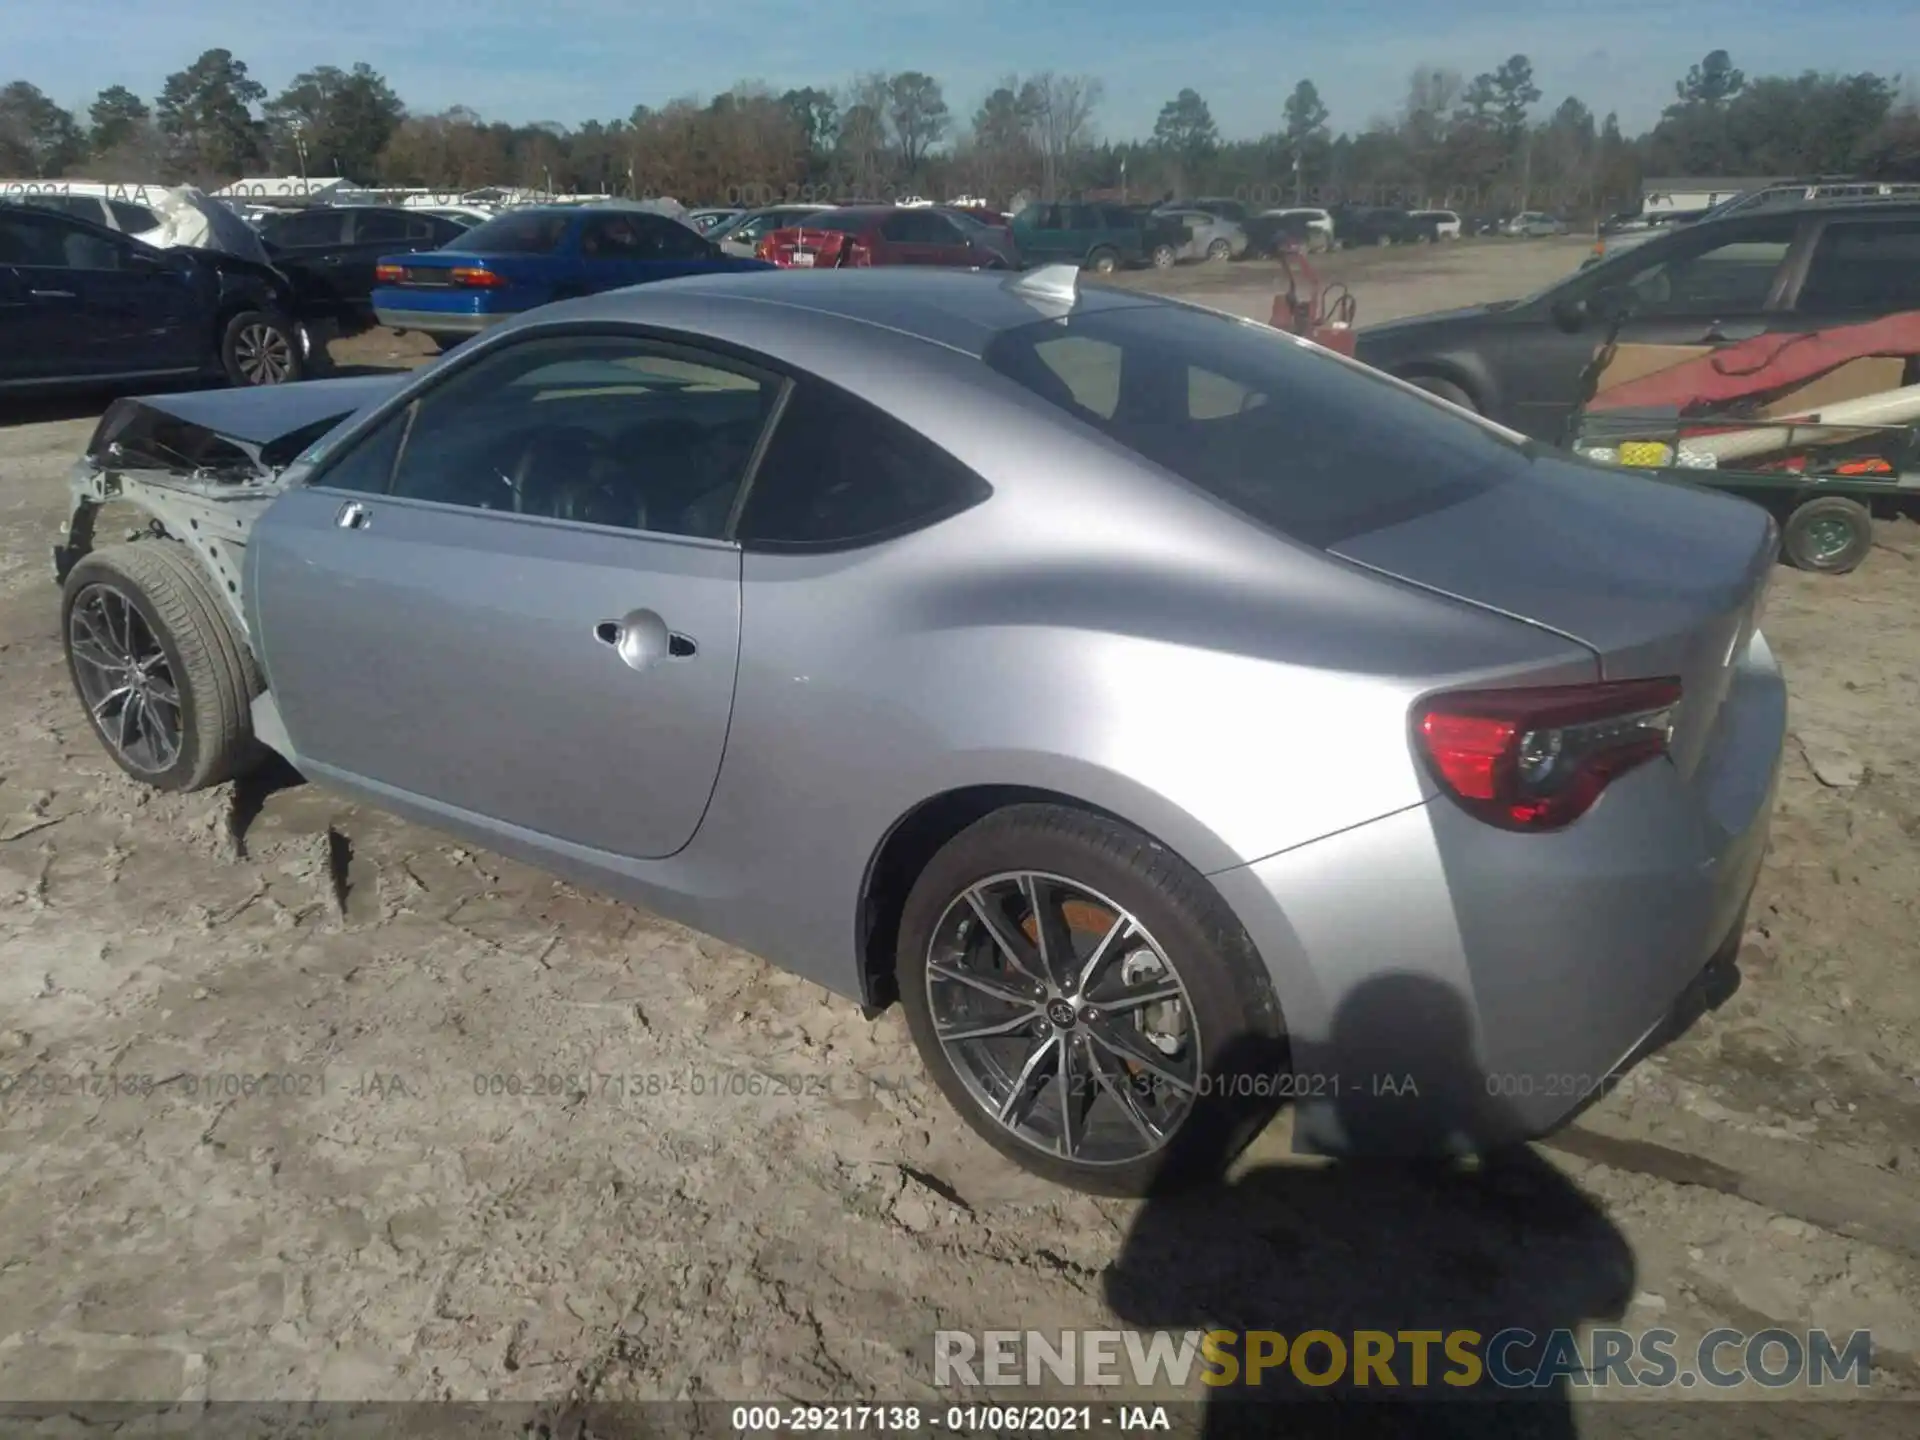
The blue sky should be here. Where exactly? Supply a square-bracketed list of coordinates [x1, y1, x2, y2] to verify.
[7, 0, 1918, 144]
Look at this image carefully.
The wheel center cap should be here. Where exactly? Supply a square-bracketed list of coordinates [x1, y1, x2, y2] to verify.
[1045, 998, 1078, 1029]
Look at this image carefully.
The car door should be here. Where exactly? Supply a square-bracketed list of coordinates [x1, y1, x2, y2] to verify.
[247, 329, 786, 860]
[0, 209, 77, 379]
[1501, 215, 1802, 439]
[8, 210, 200, 375]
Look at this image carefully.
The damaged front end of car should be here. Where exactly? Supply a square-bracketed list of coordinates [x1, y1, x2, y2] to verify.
[53, 375, 407, 639]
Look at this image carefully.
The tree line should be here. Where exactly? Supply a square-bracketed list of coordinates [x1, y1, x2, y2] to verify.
[2, 47, 1918, 215]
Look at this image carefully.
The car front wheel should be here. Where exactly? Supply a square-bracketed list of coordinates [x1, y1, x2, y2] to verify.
[61, 543, 264, 793]
[221, 310, 304, 386]
[896, 804, 1286, 1197]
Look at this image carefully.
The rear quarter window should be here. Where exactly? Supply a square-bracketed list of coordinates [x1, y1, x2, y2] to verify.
[982, 302, 1528, 548]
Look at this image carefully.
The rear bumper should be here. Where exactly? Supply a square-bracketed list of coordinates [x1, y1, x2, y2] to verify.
[372, 308, 510, 336]
[1210, 630, 1787, 1156]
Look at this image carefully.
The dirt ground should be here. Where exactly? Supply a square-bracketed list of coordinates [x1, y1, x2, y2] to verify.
[2, 238, 1919, 1429]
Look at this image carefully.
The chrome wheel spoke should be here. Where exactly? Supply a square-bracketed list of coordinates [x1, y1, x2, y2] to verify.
[1092, 977, 1187, 1014]
[927, 959, 1039, 1009]
[962, 887, 1047, 988]
[936, 1010, 1041, 1043]
[1021, 874, 1078, 990]
[1085, 1019, 1197, 1096]
[1058, 1033, 1098, 1158]
[1091, 1053, 1168, 1145]
[998, 1033, 1059, 1127]
[1075, 913, 1133, 994]
[91, 684, 133, 720]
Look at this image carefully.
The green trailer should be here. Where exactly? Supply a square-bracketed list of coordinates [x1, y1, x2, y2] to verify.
[1567, 408, 1920, 576]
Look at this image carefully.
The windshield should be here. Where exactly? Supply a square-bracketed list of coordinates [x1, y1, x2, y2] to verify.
[982, 302, 1528, 548]
[452, 210, 571, 253]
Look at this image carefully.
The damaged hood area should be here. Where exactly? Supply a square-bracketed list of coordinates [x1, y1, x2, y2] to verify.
[86, 374, 408, 479]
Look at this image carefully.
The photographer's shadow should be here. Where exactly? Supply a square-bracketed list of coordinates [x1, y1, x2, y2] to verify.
[1106, 972, 1636, 1438]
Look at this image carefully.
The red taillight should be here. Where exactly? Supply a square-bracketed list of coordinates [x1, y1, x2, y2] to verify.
[448, 266, 507, 288]
[374, 263, 405, 284]
[1414, 678, 1682, 831]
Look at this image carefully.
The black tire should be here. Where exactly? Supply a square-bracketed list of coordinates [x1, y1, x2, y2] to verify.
[1206, 239, 1232, 261]
[1150, 243, 1177, 269]
[61, 542, 263, 793]
[1086, 246, 1120, 275]
[1404, 375, 1479, 412]
[1375, 233, 1393, 247]
[896, 804, 1287, 1197]
[1782, 496, 1874, 575]
[220, 310, 304, 387]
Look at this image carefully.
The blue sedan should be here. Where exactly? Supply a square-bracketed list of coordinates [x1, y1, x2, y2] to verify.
[372, 205, 772, 348]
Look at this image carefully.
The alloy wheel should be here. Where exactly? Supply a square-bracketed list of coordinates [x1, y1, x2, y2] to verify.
[234, 323, 294, 384]
[67, 583, 182, 775]
[924, 870, 1201, 1166]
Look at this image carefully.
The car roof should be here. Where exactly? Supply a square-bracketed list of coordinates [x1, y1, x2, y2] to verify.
[524, 267, 1163, 360]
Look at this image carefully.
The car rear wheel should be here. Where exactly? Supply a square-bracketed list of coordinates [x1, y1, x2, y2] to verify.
[1086, 247, 1121, 275]
[61, 543, 264, 793]
[896, 804, 1287, 1197]
[1782, 496, 1874, 575]
[1150, 244, 1177, 269]
[1403, 375, 1479, 412]
[1206, 239, 1232, 261]
[221, 310, 303, 386]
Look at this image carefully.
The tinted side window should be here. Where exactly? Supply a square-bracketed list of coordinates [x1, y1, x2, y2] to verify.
[0, 211, 67, 266]
[1616, 220, 1798, 315]
[1798, 220, 1920, 311]
[353, 210, 410, 243]
[983, 304, 1525, 548]
[308, 409, 409, 494]
[37, 218, 124, 270]
[735, 379, 990, 549]
[108, 201, 157, 231]
[381, 335, 778, 538]
[265, 210, 349, 247]
[646, 217, 713, 258]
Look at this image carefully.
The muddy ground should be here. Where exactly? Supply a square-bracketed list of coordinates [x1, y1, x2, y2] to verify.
[1, 238, 1918, 1432]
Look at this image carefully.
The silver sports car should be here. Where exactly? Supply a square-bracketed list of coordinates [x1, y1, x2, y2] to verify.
[55, 264, 1786, 1196]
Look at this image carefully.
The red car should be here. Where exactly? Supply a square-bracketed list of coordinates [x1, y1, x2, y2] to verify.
[757, 205, 1013, 269]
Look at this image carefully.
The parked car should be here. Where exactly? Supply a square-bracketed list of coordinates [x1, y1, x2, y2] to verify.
[935, 206, 1020, 267]
[50, 264, 1785, 1195]
[1328, 206, 1428, 246]
[370, 205, 770, 350]
[1010, 202, 1187, 273]
[1505, 212, 1569, 237]
[1159, 208, 1249, 262]
[685, 207, 743, 233]
[1352, 200, 1920, 441]
[410, 205, 494, 229]
[257, 205, 469, 339]
[1252, 207, 1336, 253]
[11, 190, 159, 234]
[1412, 209, 1463, 240]
[1586, 208, 1711, 264]
[756, 206, 1010, 269]
[1184, 196, 1253, 224]
[711, 204, 832, 258]
[0, 201, 311, 392]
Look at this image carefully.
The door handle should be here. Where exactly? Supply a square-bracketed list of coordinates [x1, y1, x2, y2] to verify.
[29, 289, 76, 299]
[594, 610, 696, 671]
[335, 500, 371, 530]
[1700, 320, 1765, 343]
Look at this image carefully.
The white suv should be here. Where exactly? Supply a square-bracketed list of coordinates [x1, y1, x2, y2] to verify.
[1412, 208, 1462, 239]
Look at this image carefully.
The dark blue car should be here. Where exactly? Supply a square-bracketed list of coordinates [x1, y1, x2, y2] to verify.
[372, 206, 772, 349]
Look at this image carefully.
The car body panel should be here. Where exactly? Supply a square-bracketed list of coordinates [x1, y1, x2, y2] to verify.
[63, 271, 1789, 1164]
[260, 205, 467, 335]
[0, 202, 297, 392]
[370, 206, 773, 335]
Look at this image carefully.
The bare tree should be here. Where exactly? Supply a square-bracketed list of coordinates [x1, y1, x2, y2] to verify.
[1019, 71, 1103, 199]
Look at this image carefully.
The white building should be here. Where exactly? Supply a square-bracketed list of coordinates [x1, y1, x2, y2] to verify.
[1639, 177, 1781, 214]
